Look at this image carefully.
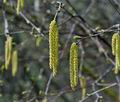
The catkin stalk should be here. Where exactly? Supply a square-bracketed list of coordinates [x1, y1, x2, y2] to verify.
[70, 42, 78, 90]
[12, 49, 18, 76]
[49, 19, 59, 77]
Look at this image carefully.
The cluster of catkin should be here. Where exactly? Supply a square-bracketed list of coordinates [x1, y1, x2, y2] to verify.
[49, 19, 87, 95]
[5, 36, 18, 76]
[112, 33, 120, 74]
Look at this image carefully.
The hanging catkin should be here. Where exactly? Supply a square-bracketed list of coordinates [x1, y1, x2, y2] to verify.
[70, 42, 78, 90]
[112, 33, 120, 74]
[49, 19, 59, 77]
[80, 76, 87, 99]
[16, 0, 21, 15]
[116, 34, 120, 65]
[16, 0, 24, 15]
[112, 33, 117, 55]
[115, 34, 120, 74]
[5, 36, 12, 70]
[12, 49, 18, 76]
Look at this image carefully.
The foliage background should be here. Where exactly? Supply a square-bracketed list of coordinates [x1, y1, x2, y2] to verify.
[0, 0, 120, 102]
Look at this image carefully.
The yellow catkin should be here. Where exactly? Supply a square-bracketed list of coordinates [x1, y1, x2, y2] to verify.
[115, 34, 120, 74]
[112, 33, 118, 55]
[80, 76, 87, 99]
[5, 39, 9, 69]
[5, 36, 12, 70]
[116, 34, 120, 65]
[49, 19, 59, 77]
[16, 0, 21, 15]
[21, 0, 24, 9]
[70, 42, 78, 90]
[115, 55, 119, 74]
[12, 49, 18, 76]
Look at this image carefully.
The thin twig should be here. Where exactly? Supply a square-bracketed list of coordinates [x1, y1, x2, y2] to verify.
[45, 74, 53, 96]
[19, 12, 48, 40]
[79, 83, 117, 102]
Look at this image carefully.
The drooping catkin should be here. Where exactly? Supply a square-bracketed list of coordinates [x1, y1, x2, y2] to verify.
[112, 33, 120, 74]
[70, 42, 79, 90]
[5, 36, 13, 70]
[12, 49, 18, 76]
[115, 34, 120, 74]
[115, 54, 119, 74]
[80, 76, 87, 99]
[16, 0, 24, 15]
[112, 33, 117, 55]
[49, 19, 59, 77]
[116, 34, 120, 65]
[16, 0, 21, 15]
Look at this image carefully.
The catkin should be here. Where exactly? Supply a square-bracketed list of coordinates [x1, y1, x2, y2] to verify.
[5, 36, 13, 70]
[16, 0, 24, 15]
[12, 49, 18, 76]
[115, 34, 120, 74]
[112, 33, 117, 55]
[49, 19, 59, 77]
[115, 55, 119, 74]
[116, 34, 120, 66]
[21, 0, 24, 9]
[70, 42, 78, 90]
[80, 76, 87, 99]
[16, 0, 21, 15]
[112, 33, 120, 74]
